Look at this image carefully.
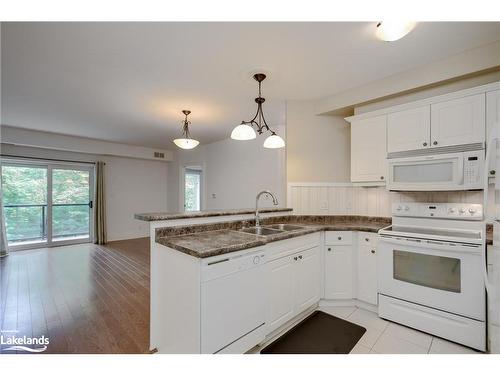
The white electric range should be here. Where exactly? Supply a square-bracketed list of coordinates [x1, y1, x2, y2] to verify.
[378, 202, 486, 351]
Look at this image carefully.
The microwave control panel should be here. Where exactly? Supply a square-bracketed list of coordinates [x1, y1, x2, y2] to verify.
[464, 155, 481, 185]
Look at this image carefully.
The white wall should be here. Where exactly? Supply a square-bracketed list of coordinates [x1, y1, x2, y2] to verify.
[286, 100, 351, 183]
[317, 41, 500, 114]
[168, 128, 286, 212]
[1, 125, 173, 161]
[355, 69, 500, 115]
[0, 143, 168, 241]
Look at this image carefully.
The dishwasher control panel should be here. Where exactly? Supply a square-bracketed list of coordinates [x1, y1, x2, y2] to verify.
[201, 250, 266, 282]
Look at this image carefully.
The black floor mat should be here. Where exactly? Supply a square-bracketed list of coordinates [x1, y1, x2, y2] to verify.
[261, 311, 366, 354]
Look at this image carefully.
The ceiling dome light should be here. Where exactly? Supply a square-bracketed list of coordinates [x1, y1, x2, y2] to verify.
[263, 133, 285, 149]
[173, 110, 199, 150]
[232, 73, 285, 148]
[231, 123, 257, 140]
[376, 21, 416, 42]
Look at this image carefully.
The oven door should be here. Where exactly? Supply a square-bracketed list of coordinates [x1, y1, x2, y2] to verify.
[378, 236, 485, 320]
[387, 153, 464, 191]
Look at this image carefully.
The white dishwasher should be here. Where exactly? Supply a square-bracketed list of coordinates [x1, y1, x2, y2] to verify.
[200, 249, 266, 354]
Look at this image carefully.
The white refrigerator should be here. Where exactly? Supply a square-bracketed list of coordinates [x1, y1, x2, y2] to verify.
[486, 121, 500, 353]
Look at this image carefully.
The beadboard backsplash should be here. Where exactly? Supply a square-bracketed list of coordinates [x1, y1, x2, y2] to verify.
[287, 183, 490, 217]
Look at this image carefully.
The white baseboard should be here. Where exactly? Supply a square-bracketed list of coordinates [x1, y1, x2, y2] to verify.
[319, 298, 378, 313]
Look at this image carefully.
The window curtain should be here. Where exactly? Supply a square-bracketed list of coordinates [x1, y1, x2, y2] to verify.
[0, 191, 8, 257]
[94, 161, 107, 245]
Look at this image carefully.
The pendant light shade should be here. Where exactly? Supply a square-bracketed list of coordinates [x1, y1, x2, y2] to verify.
[173, 110, 199, 150]
[263, 133, 285, 149]
[232, 73, 285, 148]
[376, 21, 416, 42]
[231, 123, 257, 140]
[173, 138, 200, 150]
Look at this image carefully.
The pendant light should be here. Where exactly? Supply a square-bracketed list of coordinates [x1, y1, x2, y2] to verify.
[231, 73, 285, 148]
[173, 110, 200, 150]
[376, 21, 416, 42]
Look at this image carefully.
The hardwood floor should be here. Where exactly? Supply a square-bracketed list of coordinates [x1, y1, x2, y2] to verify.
[0, 238, 150, 354]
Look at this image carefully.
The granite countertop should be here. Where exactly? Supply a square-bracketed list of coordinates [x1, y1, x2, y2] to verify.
[156, 215, 391, 258]
[134, 207, 293, 221]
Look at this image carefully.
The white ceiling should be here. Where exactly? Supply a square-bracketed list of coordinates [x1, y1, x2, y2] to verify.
[2, 22, 499, 149]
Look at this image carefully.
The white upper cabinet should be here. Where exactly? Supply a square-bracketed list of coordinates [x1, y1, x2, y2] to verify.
[387, 106, 430, 153]
[351, 115, 387, 183]
[487, 90, 500, 177]
[430, 93, 486, 148]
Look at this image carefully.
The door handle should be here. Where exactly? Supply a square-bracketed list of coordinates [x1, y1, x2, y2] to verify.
[88, 201, 93, 209]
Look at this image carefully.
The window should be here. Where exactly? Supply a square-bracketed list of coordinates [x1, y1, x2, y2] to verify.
[1, 160, 94, 249]
[184, 168, 201, 211]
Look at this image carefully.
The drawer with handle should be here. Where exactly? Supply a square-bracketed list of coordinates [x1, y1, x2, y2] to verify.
[325, 231, 353, 245]
[358, 232, 379, 247]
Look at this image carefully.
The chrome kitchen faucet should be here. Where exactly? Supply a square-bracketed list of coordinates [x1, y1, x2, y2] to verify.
[255, 190, 278, 227]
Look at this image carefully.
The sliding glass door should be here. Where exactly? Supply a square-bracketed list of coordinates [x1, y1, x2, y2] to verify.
[51, 167, 93, 243]
[1, 160, 94, 250]
[2, 163, 48, 246]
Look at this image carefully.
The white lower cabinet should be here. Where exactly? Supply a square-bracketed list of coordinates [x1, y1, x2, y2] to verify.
[266, 245, 320, 334]
[357, 233, 379, 305]
[266, 230, 380, 337]
[295, 246, 321, 311]
[266, 253, 296, 333]
[324, 232, 354, 300]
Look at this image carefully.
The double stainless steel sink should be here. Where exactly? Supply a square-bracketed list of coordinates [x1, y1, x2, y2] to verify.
[239, 223, 306, 236]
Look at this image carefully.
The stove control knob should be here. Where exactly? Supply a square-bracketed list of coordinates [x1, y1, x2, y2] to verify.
[459, 208, 466, 214]
[404, 206, 410, 211]
[448, 208, 456, 214]
[396, 206, 402, 211]
[468, 208, 476, 215]
[253, 256, 261, 265]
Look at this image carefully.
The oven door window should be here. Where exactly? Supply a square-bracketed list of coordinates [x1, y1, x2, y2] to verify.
[393, 250, 461, 293]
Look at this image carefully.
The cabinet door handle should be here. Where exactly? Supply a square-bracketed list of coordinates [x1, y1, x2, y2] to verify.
[337, 236, 342, 240]
[380, 176, 384, 180]
[365, 238, 369, 242]
[433, 141, 438, 146]
[327, 247, 332, 252]
[371, 249, 376, 254]
[490, 170, 496, 175]
[423, 142, 428, 147]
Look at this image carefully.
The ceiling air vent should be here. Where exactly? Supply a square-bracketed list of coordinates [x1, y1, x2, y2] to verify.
[154, 152, 165, 159]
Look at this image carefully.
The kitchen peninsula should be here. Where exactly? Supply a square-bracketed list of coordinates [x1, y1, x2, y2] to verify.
[135, 208, 390, 353]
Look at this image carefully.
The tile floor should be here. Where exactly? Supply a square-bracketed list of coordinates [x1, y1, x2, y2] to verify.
[318, 306, 481, 354]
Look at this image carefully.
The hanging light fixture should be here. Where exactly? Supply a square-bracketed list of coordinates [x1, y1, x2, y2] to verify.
[173, 110, 200, 150]
[375, 21, 416, 42]
[231, 73, 285, 148]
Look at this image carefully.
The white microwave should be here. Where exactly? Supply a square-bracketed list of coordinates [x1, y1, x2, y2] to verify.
[387, 150, 484, 191]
